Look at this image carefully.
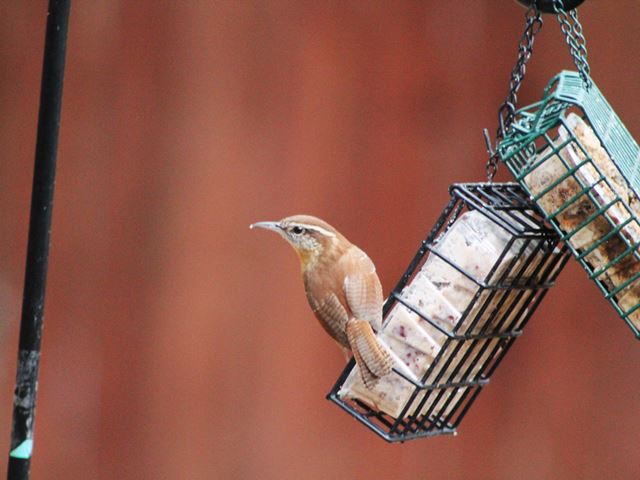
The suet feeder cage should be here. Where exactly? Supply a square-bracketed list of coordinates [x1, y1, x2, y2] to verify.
[499, 71, 640, 337]
[328, 183, 569, 442]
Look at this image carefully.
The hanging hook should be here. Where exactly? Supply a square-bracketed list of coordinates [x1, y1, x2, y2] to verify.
[483, 128, 495, 159]
[483, 129, 500, 182]
[484, 2, 542, 182]
[514, 0, 585, 13]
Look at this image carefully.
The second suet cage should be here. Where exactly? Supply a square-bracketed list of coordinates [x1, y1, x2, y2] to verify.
[499, 71, 640, 337]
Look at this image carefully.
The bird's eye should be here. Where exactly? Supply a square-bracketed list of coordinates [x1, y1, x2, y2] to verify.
[291, 226, 305, 235]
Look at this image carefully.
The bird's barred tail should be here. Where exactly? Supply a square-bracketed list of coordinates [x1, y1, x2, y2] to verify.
[346, 318, 393, 389]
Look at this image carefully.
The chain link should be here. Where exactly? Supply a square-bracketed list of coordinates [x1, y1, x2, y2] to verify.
[485, 3, 543, 182]
[484, 0, 590, 181]
[554, 0, 591, 88]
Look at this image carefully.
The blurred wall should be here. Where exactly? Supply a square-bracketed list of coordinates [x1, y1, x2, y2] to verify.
[1, 1, 639, 479]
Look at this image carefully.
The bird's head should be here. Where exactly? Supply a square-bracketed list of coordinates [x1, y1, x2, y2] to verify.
[250, 215, 345, 270]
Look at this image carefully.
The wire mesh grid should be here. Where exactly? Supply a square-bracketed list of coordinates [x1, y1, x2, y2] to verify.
[499, 70, 640, 337]
[327, 183, 569, 442]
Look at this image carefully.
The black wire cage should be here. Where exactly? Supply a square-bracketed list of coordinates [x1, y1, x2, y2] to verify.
[327, 182, 569, 442]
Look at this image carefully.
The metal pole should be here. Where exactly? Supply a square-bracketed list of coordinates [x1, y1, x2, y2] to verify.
[7, 1, 71, 478]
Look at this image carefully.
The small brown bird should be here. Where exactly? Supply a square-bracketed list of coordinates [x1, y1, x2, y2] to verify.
[251, 215, 393, 388]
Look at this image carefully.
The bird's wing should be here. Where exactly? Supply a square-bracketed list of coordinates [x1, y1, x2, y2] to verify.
[343, 248, 383, 331]
[307, 291, 350, 348]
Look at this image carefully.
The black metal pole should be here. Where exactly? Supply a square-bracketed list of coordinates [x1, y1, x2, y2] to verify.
[7, 1, 71, 478]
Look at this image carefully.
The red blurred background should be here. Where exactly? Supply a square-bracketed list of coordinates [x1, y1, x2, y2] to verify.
[1, 1, 639, 478]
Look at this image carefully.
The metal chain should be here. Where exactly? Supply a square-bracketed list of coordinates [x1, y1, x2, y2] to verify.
[485, 3, 543, 181]
[554, 0, 591, 88]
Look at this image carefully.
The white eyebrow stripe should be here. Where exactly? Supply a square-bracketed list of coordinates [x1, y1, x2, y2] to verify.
[297, 224, 336, 237]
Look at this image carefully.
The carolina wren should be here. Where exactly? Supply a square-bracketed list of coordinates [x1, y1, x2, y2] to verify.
[251, 215, 393, 388]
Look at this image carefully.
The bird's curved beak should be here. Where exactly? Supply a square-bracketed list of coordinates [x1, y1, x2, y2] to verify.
[249, 221, 281, 232]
